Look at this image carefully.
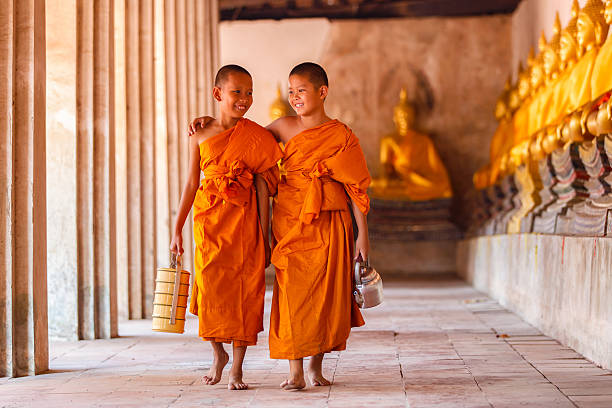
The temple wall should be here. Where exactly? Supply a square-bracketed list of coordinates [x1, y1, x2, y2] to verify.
[220, 16, 512, 226]
[457, 235, 612, 370]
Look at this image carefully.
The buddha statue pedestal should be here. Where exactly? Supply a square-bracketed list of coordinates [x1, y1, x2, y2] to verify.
[527, 157, 558, 232]
[562, 136, 612, 235]
[367, 198, 461, 275]
[491, 175, 519, 234]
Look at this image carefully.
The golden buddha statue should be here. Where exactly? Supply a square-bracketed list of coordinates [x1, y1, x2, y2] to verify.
[371, 89, 452, 201]
[551, 0, 580, 128]
[592, 0, 612, 101]
[526, 31, 549, 137]
[486, 77, 515, 186]
[557, 0, 608, 142]
[538, 13, 563, 131]
[543, 13, 563, 84]
[586, 0, 612, 136]
[269, 84, 292, 121]
[512, 52, 534, 148]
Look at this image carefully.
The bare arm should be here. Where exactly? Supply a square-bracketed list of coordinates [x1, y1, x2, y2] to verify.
[255, 174, 271, 267]
[188, 116, 214, 135]
[351, 198, 370, 262]
[170, 135, 202, 254]
[265, 118, 283, 143]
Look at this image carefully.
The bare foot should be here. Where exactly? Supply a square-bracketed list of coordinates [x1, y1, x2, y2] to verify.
[202, 350, 229, 385]
[307, 370, 331, 386]
[280, 376, 306, 391]
[228, 370, 248, 390]
[308, 353, 331, 386]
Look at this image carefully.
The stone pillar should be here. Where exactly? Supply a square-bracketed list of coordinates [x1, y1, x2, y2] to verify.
[115, 0, 219, 321]
[0, 0, 48, 377]
[138, 0, 156, 319]
[93, 0, 117, 339]
[0, 0, 12, 377]
[125, 0, 144, 319]
[174, 0, 194, 273]
[75, 0, 117, 340]
[154, 0, 171, 277]
[164, 0, 180, 264]
[114, 0, 129, 321]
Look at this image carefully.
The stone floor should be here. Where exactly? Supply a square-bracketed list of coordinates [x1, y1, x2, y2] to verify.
[3, 277, 612, 408]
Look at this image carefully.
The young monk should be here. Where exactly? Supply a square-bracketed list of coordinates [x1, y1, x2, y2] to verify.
[266, 62, 371, 390]
[171, 64, 282, 390]
[191, 62, 371, 390]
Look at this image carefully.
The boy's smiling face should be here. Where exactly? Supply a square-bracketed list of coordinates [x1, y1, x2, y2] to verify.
[288, 74, 327, 116]
[214, 72, 253, 118]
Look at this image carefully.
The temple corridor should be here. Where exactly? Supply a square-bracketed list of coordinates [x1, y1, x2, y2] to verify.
[3, 278, 612, 408]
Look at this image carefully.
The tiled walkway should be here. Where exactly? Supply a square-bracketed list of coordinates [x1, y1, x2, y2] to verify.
[3, 277, 612, 407]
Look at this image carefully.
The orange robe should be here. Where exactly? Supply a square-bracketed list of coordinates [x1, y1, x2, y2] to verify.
[269, 120, 370, 360]
[189, 118, 283, 346]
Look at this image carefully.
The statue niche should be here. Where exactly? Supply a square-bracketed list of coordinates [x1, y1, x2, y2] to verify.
[370, 89, 452, 201]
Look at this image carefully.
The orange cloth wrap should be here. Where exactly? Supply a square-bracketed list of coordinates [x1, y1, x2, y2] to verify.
[189, 118, 283, 346]
[269, 120, 369, 360]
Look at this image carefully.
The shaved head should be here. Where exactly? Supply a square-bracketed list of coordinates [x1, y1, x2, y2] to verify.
[214, 64, 251, 87]
[289, 62, 328, 88]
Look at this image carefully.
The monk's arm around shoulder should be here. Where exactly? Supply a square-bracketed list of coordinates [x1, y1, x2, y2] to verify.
[170, 135, 202, 255]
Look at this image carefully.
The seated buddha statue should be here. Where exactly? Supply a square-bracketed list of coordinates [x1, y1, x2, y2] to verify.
[477, 77, 514, 188]
[554, 0, 608, 143]
[370, 89, 452, 201]
[586, 0, 612, 135]
[591, 0, 612, 102]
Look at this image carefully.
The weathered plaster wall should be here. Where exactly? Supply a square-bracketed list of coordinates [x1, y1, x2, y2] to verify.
[457, 235, 612, 370]
[220, 16, 512, 226]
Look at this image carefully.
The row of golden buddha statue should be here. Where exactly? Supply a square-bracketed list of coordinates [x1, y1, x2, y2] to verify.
[472, 0, 612, 236]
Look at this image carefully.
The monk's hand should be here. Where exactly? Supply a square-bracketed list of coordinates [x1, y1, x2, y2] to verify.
[170, 233, 184, 255]
[354, 233, 369, 263]
[264, 242, 271, 268]
[188, 116, 214, 135]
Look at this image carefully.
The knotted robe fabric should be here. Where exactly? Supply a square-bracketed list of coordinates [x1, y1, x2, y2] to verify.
[189, 118, 283, 346]
[269, 119, 370, 359]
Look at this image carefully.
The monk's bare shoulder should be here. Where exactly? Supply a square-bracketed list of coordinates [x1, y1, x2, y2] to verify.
[191, 118, 222, 145]
[267, 116, 299, 144]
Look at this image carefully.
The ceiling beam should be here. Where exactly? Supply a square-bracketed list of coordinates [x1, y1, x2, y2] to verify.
[219, 0, 522, 21]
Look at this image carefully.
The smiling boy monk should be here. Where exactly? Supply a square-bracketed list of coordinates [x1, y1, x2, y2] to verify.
[171, 65, 282, 390]
[267, 62, 371, 390]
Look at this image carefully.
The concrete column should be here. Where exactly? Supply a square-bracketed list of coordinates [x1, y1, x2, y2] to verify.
[154, 0, 171, 271]
[125, 0, 144, 319]
[164, 0, 181, 257]
[175, 0, 194, 273]
[93, 0, 117, 339]
[139, 0, 156, 318]
[76, 0, 117, 340]
[0, 0, 15, 378]
[45, 0, 78, 342]
[1, 0, 48, 377]
[76, 0, 95, 340]
[114, 0, 129, 322]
